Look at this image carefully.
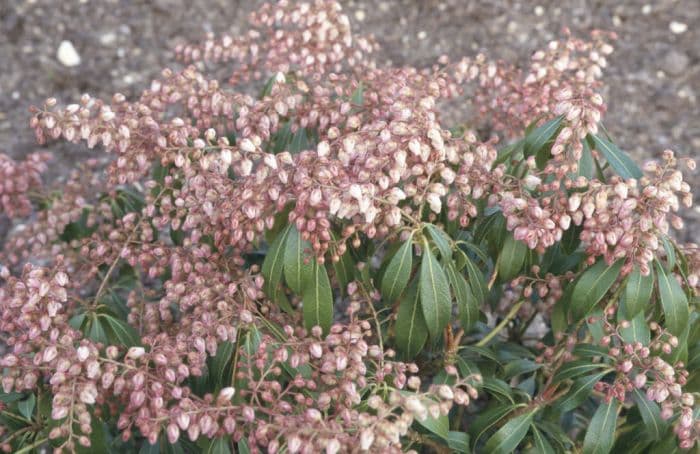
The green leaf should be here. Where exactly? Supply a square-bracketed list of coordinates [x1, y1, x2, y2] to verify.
[101, 314, 141, 347]
[529, 425, 556, 454]
[481, 377, 515, 404]
[484, 410, 536, 454]
[237, 439, 251, 454]
[206, 437, 231, 454]
[571, 259, 623, 320]
[414, 400, 449, 439]
[419, 243, 452, 339]
[503, 359, 542, 380]
[209, 341, 234, 389]
[655, 260, 689, 336]
[590, 134, 643, 180]
[331, 248, 354, 297]
[554, 371, 609, 413]
[395, 280, 428, 359]
[425, 224, 452, 260]
[469, 404, 516, 448]
[582, 399, 619, 454]
[447, 431, 471, 453]
[86, 314, 109, 344]
[463, 255, 488, 304]
[18, 394, 35, 420]
[624, 266, 654, 319]
[301, 261, 333, 334]
[284, 226, 313, 294]
[261, 224, 292, 309]
[578, 140, 594, 179]
[380, 235, 413, 303]
[632, 388, 665, 441]
[524, 115, 564, 169]
[619, 312, 650, 345]
[445, 262, 479, 331]
[498, 234, 527, 282]
[560, 224, 582, 255]
[553, 361, 610, 384]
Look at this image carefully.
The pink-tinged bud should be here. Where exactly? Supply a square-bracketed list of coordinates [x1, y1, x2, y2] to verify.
[437, 385, 454, 400]
[52, 405, 69, 420]
[79, 384, 97, 405]
[634, 373, 647, 388]
[130, 391, 146, 408]
[305, 408, 322, 422]
[660, 406, 673, 420]
[681, 393, 695, 406]
[76, 346, 90, 362]
[176, 413, 190, 430]
[287, 436, 302, 453]
[187, 423, 200, 442]
[309, 343, 323, 359]
[620, 360, 633, 373]
[568, 194, 581, 212]
[243, 407, 255, 422]
[326, 439, 341, 454]
[199, 414, 213, 435]
[166, 423, 180, 444]
[43, 346, 58, 363]
[218, 387, 236, 402]
[126, 346, 146, 360]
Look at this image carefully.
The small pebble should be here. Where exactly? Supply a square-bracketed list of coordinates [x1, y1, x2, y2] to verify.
[354, 10, 365, 22]
[57, 40, 81, 67]
[641, 4, 652, 15]
[664, 50, 690, 76]
[417, 31, 427, 40]
[534, 5, 544, 17]
[669, 21, 688, 34]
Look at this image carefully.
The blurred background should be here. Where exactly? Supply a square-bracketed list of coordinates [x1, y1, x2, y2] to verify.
[0, 0, 698, 240]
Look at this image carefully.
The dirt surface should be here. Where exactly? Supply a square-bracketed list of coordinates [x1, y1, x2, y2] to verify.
[1, 0, 698, 239]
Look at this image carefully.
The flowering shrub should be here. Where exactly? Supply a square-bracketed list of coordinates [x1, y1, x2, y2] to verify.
[1, 1, 698, 452]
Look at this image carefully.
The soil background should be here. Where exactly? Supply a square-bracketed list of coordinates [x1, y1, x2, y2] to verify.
[1, 0, 699, 240]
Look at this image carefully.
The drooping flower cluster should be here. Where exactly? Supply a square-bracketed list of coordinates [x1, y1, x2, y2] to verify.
[0, 152, 49, 218]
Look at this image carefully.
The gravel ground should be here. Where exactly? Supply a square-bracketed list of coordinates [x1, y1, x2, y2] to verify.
[1, 0, 698, 239]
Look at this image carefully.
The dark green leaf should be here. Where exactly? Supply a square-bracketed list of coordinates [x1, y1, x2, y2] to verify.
[655, 260, 689, 336]
[571, 259, 623, 320]
[395, 280, 428, 359]
[284, 226, 313, 294]
[210, 341, 234, 389]
[498, 234, 527, 282]
[590, 134, 643, 180]
[469, 404, 516, 448]
[447, 431, 471, 453]
[86, 314, 109, 344]
[301, 261, 333, 334]
[331, 248, 354, 297]
[553, 361, 610, 384]
[481, 377, 515, 404]
[484, 410, 536, 454]
[573, 343, 611, 359]
[554, 371, 609, 413]
[560, 224, 582, 255]
[18, 394, 35, 420]
[206, 437, 231, 454]
[261, 225, 293, 312]
[425, 224, 452, 260]
[583, 399, 619, 454]
[419, 243, 452, 339]
[445, 262, 479, 331]
[463, 255, 488, 304]
[524, 116, 564, 161]
[237, 439, 251, 454]
[380, 235, 413, 303]
[503, 359, 542, 380]
[101, 314, 141, 347]
[578, 140, 594, 179]
[632, 388, 665, 441]
[624, 266, 654, 319]
[619, 312, 650, 345]
[529, 425, 556, 454]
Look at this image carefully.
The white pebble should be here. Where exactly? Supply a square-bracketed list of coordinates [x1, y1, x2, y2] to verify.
[57, 40, 81, 67]
[534, 5, 544, 16]
[354, 10, 365, 21]
[669, 21, 688, 34]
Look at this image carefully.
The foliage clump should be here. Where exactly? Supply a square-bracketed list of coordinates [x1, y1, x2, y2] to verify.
[0, 1, 698, 452]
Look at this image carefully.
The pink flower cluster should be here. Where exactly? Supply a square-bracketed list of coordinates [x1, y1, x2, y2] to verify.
[0, 152, 48, 218]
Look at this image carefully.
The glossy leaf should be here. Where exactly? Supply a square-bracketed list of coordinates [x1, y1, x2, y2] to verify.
[425, 223, 452, 260]
[524, 115, 564, 168]
[624, 265, 654, 319]
[469, 404, 516, 448]
[582, 399, 619, 454]
[101, 314, 141, 347]
[331, 249, 354, 297]
[554, 370, 609, 413]
[484, 410, 536, 454]
[301, 261, 333, 334]
[447, 431, 471, 453]
[206, 437, 232, 454]
[590, 134, 643, 180]
[445, 261, 479, 331]
[632, 388, 665, 441]
[571, 259, 623, 320]
[655, 260, 689, 336]
[529, 425, 555, 454]
[463, 254, 488, 304]
[395, 280, 428, 359]
[284, 226, 313, 294]
[619, 312, 650, 345]
[261, 225, 293, 311]
[381, 235, 413, 303]
[419, 243, 452, 339]
[18, 394, 35, 420]
[498, 234, 527, 282]
[553, 361, 610, 384]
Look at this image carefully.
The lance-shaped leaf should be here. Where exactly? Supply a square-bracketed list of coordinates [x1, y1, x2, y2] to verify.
[498, 234, 527, 282]
[619, 312, 650, 345]
[654, 260, 689, 336]
[301, 261, 333, 334]
[261, 225, 293, 310]
[447, 431, 470, 453]
[395, 280, 427, 359]
[571, 259, 623, 320]
[445, 262, 479, 331]
[484, 410, 537, 454]
[284, 226, 313, 294]
[554, 370, 609, 413]
[553, 361, 611, 384]
[529, 425, 555, 454]
[425, 223, 452, 260]
[330, 232, 354, 296]
[380, 234, 414, 303]
[632, 388, 666, 441]
[463, 254, 488, 304]
[582, 399, 619, 454]
[624, 265, 654, 319]
[523, 115, 564, 169]
[419, 241, 452, 339]
[590, 134, 643, 180]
